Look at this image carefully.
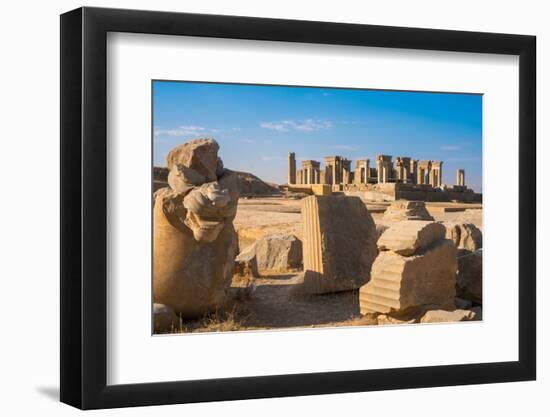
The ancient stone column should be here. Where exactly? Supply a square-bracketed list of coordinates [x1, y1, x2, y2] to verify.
[376, 155, 393, 184]
[301, 196, 378, 294]
[410, 159, 418, 185]
[457, 169, 465, 186]
[431, 161, 443, 187]
[418, 161, 431, 185]
[429, 169, 436, 187]
[354, 159, 369, 184]
[342, 159, 351, 185]
[395, 158, 403, 182]
[324, 166, 331, 185]
[287, 152, 296, 185]
[400, 157, 411, 183]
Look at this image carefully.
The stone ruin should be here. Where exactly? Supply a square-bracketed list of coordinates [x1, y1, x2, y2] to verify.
[152, 138, 483, 330]
[287, 151, 481, 202]
[301, 195, 378, 294]
[235, 234, 303, 277]
[153, 138, 240, 319]
[360, 221, 457, 315]
[289, 151, 456, 188]
[382, 200, 434, 222]
[443, 221, 483, 305]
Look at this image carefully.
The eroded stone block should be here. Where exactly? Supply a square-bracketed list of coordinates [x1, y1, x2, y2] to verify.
[382, 200, 434, 221]
[444, 222, 482, 252]
[378, 221, 446, 256]
[254, 234, 302, 272]
[360, 240, 457, 314]
[301, 196, 378, 294]
[420, 308, 478, 323]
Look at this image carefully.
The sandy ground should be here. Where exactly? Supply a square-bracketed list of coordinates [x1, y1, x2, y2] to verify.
[178, 195, 482, 333]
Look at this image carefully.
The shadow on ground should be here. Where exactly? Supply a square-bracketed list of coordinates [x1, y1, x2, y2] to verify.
[236, 274, 361, 329]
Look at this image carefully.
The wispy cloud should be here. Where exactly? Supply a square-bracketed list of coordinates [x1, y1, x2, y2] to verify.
[440, 145, 461, 151]
[241, 138, 255, 144]
[154, 125, 213, 137]
[260, 119, 333, 132]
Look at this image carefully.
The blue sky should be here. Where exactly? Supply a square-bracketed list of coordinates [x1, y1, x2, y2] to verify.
[153, 81, 482, 192]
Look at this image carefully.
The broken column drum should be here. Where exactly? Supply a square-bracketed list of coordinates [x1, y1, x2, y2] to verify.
[301, 195, 378, 294]
[360, 221, 457, 314]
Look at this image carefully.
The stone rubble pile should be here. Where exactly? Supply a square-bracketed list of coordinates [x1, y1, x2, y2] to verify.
[360, 221, 457, 315]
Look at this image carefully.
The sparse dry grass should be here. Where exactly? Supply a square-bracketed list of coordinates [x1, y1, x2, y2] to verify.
[173, 304, 252, 333]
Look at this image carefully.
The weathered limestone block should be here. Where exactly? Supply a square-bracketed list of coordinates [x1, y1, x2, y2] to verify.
[456, 249, 483, 303]
[360, 240, 457, 314]
[444, 222, 482, 251]
[153, 303, 180, 333]
[166, 137, 221, 182]
[378, 221, 446, 256]
[168, 163, 207, 194]
[153, 138, 240, 318]
[420, 308, 479, 323]
[382, 200, 434, 221]
[302, 196, 378, 294]
[234, 244, 260, 277]
[252, 234, 303, 272]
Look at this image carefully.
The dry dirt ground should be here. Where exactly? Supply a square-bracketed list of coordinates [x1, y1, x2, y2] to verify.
[175, 196, 482, 333]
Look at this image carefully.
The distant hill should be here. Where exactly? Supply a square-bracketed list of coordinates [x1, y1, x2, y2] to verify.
[153, 167, 281, 196]
[234, 171, 281, 196]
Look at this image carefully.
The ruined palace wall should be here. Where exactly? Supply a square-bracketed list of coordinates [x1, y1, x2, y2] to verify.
[343, 182, 482, 203]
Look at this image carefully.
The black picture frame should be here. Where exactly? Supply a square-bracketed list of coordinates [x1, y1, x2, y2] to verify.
[60, 6, 536, 410]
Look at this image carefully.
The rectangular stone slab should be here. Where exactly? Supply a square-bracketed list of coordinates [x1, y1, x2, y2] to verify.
[301, 195, 378, 294]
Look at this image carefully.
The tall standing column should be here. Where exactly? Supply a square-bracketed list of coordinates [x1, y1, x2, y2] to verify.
[410, 160, 418, 185]
[456, 169, 465, 186]
[287, 152, 296, 185]
[417, 169, 423, 185]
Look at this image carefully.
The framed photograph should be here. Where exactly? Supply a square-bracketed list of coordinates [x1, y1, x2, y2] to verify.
[60, 6, 536, 409]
